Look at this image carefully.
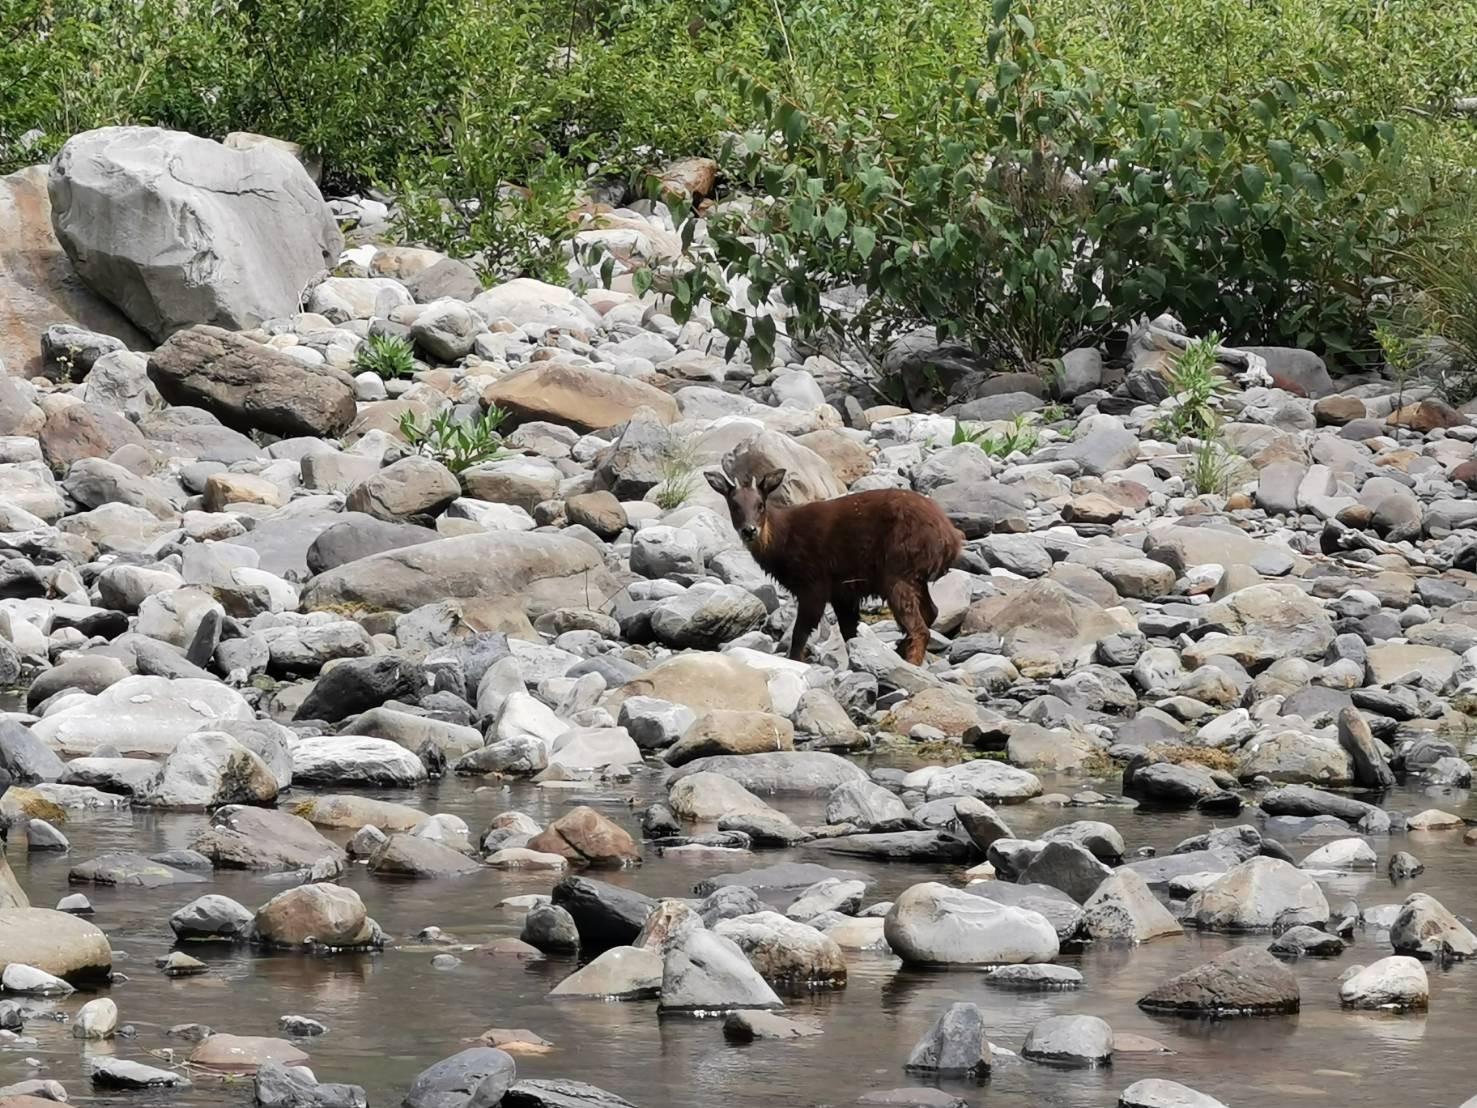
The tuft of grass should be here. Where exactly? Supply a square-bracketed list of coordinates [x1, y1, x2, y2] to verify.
[399, 406, 510, 473]
[356, 334, 418, 380]
[653, 433, 700, 510]
[1187, 438, 1240, 496]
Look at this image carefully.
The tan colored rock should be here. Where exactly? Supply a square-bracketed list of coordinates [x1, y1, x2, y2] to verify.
[190, 1033, 308, 1073]
[607, 652, 772, 714]
[0, 852, 29, 910]
[0, 164, 147, 379]
[527, 806, 640, 868]
[292, 794, 429, 831]
[253, 884, 374, 948]
[885, 686, 989, 738]
[795, 429, 873, 487]
[203, 472, 286, 512]
[0, 907, 111, 981]
[482, 362, 677, 432]
[664, 710, 795, 767]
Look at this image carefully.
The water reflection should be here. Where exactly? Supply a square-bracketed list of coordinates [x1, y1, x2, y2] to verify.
[5, 766, 1477, 1107]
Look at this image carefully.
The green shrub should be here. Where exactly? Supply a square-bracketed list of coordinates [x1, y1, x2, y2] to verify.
[662, 0, 1451, 375]
[355, 334, 418, 379]
[399, 407, 510, 473]
[1154, 332, 1233, 441]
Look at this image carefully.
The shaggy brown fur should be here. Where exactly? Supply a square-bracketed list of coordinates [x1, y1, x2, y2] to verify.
[707, 467, 965, 665]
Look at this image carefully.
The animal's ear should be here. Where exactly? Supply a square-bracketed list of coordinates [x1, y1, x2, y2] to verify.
[757, 468, 787, 498]
[704, 470, 736, 497]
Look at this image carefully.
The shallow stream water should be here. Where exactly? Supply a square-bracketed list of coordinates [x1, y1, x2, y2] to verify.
[6, 763, 1477, 1108]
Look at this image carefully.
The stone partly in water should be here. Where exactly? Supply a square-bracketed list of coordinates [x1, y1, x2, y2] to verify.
[1389, 893, 1477, 960]
[0, 907, 112, 982]
[1182, 857, 1329, 932]
[1118, 1080, 1229, 1108]
[658, 928, 783, 1014]
[903, 1002, 991, 1078]
[252, 885, 378, 950]
[403, 1047, 517, 1108]
[884, 882, 1060, 966]
[1137, 947, 1300, 1017]
[1338, 955, 1429, 1010]
[1020, 1014, 1114, 1068]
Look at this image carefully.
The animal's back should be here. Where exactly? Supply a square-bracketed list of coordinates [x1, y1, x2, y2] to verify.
[786, 488, 963, 593]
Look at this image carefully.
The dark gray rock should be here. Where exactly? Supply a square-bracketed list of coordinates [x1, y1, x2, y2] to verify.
[551, 877, 655, 950]
[1016, 840, 1112, 904]
[403, 1048, 516, 1108]
[502, 1079, 637, 1108]
[0, 720, 64, 784]
[256, 1062, 367, 1108]
[903, 1002, 990, 1077]
[1137, 947, 1300, 1016]
[306, 516, 441, 574]
[293, 655, 417, 723]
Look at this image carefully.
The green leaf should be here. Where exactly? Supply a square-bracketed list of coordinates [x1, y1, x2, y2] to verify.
[632, 269, 654, 298]
[823, 204, 847, 240]
[853, 225, 877, 260]
[1238, 165, 1268, 200]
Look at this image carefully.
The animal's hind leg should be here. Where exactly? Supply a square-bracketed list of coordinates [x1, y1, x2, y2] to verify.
[832, 593, 861, 641]
[788, 592, 826, 662]
[917, 577, 939, 629]
[888, 580, 929, 667]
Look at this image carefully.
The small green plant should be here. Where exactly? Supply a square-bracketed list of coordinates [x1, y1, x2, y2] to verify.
[952, 421, 990, 447]
[1187, 438, 1239, 496]
[1155, 332, 1233, 441]
[1374, 320, 1421, 410]
[398, 406, 510, 473]
[1039, 401, 1069, 424]
[356, 334, 418, 380]
[956, 413, 1040, 459]
[653, 433, 701, 510]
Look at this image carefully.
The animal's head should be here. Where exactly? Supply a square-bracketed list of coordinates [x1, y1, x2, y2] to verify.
[705, 465, 787, 547]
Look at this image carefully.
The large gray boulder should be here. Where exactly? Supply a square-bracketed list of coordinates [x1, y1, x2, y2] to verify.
[49, 126, 342, 341]
[884, 882, 1059, 965]
[148, 325, 357, 438]
[0, 907, 112, 982]
[1081, 870, 1183, 943]
[301, 531, 617, 618]
[1183, 857, 1329, 932]
[658, 928, 782, 1013]
[1390, 892, 1477, 960]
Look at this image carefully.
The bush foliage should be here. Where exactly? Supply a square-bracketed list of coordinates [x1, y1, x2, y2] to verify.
[2, 0, 1476, 364]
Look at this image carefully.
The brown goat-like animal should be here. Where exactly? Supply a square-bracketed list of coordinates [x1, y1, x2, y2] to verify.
[707, 466, 965, 665]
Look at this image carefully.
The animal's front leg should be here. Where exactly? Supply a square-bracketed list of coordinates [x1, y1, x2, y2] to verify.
[787, 593, 826, 662]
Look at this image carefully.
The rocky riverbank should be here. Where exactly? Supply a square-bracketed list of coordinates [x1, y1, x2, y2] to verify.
[2, 125, 1477, 1108]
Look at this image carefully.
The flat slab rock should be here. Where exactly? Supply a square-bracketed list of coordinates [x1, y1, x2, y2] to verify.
[501, 1078, 639, 1108]
[856, 1091, 968, 1108]
[1119, 1079, 1229, 1108]
[69, 852, 207, 888]
[694, 862, 870, 898]
[981, 964, 1083, 989]
[189, 1033, 309, 1073]
[90, 1057, 191, 1088]
[1138, 947, 1300, 1016]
